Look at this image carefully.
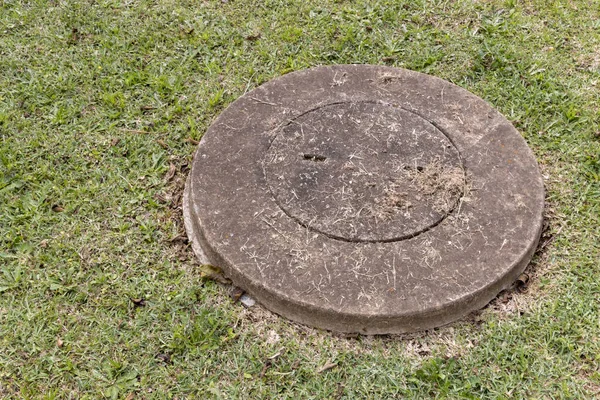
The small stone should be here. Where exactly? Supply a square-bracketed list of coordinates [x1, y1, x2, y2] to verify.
[240, 294, 256, 308]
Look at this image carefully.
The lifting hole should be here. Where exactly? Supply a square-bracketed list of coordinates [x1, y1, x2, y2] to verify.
[302, 153, 327, 162]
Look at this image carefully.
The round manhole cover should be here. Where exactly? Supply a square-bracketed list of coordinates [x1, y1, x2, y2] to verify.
[183, 65, 544, 334]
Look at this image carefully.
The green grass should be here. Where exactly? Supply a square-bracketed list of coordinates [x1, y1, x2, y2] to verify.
[1, 0, 599, 398]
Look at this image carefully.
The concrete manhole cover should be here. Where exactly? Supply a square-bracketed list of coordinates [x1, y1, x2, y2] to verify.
[183, 65, 544, 334]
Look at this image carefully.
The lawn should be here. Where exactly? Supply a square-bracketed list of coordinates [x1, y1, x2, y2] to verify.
[1, 0, 599, 398]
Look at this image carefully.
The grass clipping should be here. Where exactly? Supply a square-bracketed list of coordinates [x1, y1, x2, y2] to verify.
[408, 161, 465, 214]
[370, 160, 466, 221]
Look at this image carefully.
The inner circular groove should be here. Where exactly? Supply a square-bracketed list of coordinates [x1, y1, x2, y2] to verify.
[264, 101, 466, 243]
